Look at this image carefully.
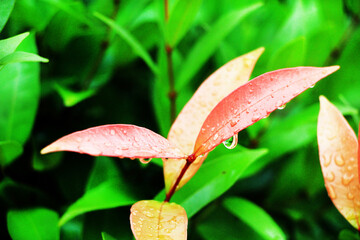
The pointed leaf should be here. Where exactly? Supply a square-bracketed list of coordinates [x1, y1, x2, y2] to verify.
[0, 51, 49, 66]
[94, 12, 158, 74]
[0, 140, 23, 167]
[54, 83, 96, 107]
[164, 48, 264, 193]
[41, 124, 186, 159]
[59, 180, 137, 226]
[223, 197, 286, 240]
[317, 96, 360, 229]
[194, 66, 340, 156]
[0, 32, 29, 58]
[130, 200, 187, 240]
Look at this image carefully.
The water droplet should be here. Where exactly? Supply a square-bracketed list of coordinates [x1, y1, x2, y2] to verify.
[110, 129, 116, 135]
[325, 171, 335, 182]
[347, 192, 354, 200]
[252, 114, 260, 122]
[321, 153, 332, 167]
[230, 119, 237, 127]
[247, 99, 252, 104]
[223, 134, 238, 149]
[249, 89, 254, 94]
[211, 127, 215, 132]
[104, 142, 112, 147]
[213, 133, 219, 141]
[309, 84, 315, 88]
[201, 128, 206, 133]
[277, 104, 286, 110]
[326, 184, 337, 199]
[139, 158, 152, 164]
[334, 154, 345, 166]
[342, 173, 354, 186]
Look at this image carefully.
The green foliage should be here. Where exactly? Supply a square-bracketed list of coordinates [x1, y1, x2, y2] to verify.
[7, 208, 59, 240]
[0, 0, 359, 239]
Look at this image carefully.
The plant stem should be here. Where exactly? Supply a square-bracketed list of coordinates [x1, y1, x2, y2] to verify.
[165, 154, 196, 202]
[83, 0, 121, 89]
[164, 0, 177, 123]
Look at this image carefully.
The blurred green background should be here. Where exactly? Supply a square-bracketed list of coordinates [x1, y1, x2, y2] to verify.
[1, 0, 360, 239]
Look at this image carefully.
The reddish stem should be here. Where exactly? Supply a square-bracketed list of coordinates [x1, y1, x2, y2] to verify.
[165, 154, 196, 202]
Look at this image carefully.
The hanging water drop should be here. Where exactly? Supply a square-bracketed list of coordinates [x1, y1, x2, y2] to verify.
[139, 158, 152, 164]
[223, 134, 238, 149]
[277, 104, 286, 110]
[309, 83, 315, 88]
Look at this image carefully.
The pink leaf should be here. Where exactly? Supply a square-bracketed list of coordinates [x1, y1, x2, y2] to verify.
[130, 200, 187, 240]
[317, 96, 360, 229]
[41, 124, 186, 159]
[194, 66, 340, 156]
[163, 48, 264, 193]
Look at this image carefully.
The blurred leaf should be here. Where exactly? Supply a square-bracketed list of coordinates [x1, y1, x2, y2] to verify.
[0, 141, 23, 167]
[41, 124, 186, 159]
[85, 156, 121, 191]
[164, 48, 264, 193]
[223, 197, 286, 240]
[54, 84, 96, 107]
[176, 3, 263, 90]
[194, 66, 339, 156]
[157, 148, 267, 217]
[94, 12, 158, 74]
[0, 32, 29, 58]
[339, 229, 360, 240]
[0, 51, 48, 66]
[0, 33, 41, 144]
[267, 36, 306, 71]
[0, 0, 15, 32]
[317, 96, 360, 229]
[59, 180, 137, 226]
[197, 206, 263, 240]
[101, 232, 117, 240]
[32, 151, 62, 171]
[130, 200, 187, 240]
[165, 0, 203, 47]
[7, 208, 60, 240]
[8, 0, 57, 33]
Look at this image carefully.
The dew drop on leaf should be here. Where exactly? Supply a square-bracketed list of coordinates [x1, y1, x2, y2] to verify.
[139, 158, 152, 164]
[277, 104, 286, 110]
[223, 134, 238, 149]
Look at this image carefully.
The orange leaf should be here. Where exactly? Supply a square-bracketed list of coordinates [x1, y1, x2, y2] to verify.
[163, 47, 264, 193]
[194, 66, 340, 156]
[130, 200, 187, 240]
[317, 96, 360, 229]
[41, 124, 186, 160]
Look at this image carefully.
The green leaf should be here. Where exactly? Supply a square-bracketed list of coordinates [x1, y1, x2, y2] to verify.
[85, 156, 121, 191]
[175, 3, 263, 90]
[0, 140, 23, 167]
[7, 208, 60, 240]
[32, 151, 62, 171]
[59, 180, 137, 226]
[101, 232, 117, 240]
[0, 33, 40, 144]
[0, 32, 29, 58]
[165, 0, 203, 47]
[0, 0, 15, 32]
[156, 148, 267, 217]
[338, 229, 360, 240]
[223, 197, 286, 240]
[54, 84, 96, 107]
[94, 12, 158, 74]
[267, 36, 307, 71]
[0, 51, 49, 66]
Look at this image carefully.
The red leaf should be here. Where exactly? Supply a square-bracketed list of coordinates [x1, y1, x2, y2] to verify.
[130, 200, 187, 240]
[194, 66, 339, 156]
[41, 124, 186, 159]
[317, 96, 360, 229]
[163, 48, 264, 193]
